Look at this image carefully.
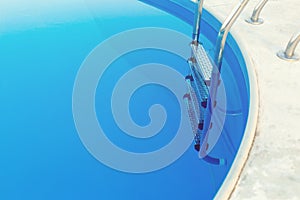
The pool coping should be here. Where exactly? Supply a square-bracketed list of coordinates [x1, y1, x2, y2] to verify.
[205, 6, 260, 200]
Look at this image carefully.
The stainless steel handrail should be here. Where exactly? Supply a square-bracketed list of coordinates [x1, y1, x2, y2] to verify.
[199, 0, 249, 159]
[192, 0, 204, 43]
[246, 0, 268, 25]
[214, 0, 249, 71]
[277, 32, 300, 61]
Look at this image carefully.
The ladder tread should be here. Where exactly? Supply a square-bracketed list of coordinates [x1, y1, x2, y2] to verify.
[191, 43, 213, 83]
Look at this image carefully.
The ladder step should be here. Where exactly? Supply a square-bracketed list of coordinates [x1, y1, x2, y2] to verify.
[190, 43, 213, 84]
[187, 61, 209, 101]
[183, 93, 198, 135]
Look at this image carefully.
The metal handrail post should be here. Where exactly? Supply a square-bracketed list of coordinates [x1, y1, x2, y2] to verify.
[192, 0, 204, 44]
[199, 0, 249, 158]
[205, 0, 250, 131]
[214, 0, 250, 72]
[246, 0, 268, 25]
[277, 32, 300, 61]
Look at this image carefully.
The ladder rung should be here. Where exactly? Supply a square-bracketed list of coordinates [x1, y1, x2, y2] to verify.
[190, 44, 213, 84]
[183, 93, 199, 135]
[187, 62, 209, 101]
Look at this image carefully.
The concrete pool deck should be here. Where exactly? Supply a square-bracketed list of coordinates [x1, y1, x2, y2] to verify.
[205, 0, 300, 199]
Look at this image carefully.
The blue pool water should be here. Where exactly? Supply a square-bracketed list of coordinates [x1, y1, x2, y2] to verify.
[0, 1, 250, 199]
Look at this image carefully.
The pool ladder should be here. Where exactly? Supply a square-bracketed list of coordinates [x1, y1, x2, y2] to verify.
[184, 0, 249, 165]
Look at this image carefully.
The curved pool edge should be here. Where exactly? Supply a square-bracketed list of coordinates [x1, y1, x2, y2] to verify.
[208, 7, 260, 200]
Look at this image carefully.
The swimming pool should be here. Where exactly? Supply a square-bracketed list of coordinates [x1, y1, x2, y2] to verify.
[0, 1, 258, 199]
